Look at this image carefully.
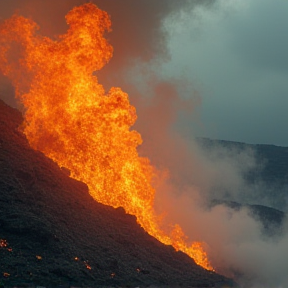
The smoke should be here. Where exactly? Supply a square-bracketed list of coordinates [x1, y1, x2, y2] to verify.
[1, 1, 287, 287]
[129, 63, 288, 287]
[153, 134, 288, 287]
[159, 194, 288, 288]
[147, 94, 288, 287]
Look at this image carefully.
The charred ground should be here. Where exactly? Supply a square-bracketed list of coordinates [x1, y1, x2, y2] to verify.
[0, 99, 236, 287]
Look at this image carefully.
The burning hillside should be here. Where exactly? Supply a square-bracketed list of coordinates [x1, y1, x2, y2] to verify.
[0, 99, 235, 287]
[0, 3, 212, 270]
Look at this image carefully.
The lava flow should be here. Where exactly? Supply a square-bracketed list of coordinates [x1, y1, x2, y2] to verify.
[0, 3, 213, 270]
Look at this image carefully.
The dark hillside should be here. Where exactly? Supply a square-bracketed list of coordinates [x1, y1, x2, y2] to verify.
[254, 144, 288, 186]
[0, 99, 234, 287]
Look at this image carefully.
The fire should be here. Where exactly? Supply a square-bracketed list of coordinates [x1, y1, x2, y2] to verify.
[0, 4, 213, 270]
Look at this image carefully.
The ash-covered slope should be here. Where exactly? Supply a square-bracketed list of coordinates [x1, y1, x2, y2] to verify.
[0, 99, 234, 287]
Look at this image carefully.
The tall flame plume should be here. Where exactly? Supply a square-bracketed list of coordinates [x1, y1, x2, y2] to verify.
[0, 3, 213, 270]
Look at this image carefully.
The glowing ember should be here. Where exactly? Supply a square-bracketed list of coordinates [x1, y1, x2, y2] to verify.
[84, 261, 92, 270]
[0, 239, 8, 248]
[0, 3, 213, 270]
[0, 239, 12, 252]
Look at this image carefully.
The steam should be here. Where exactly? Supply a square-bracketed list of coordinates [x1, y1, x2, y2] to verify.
[151, 118, 288, 287]
[159, 192, 288, 288]
[143, 82, 288, 287]
[1, 1, 288, 287]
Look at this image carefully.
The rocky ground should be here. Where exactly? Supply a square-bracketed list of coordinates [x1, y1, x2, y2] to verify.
[0, 99, 236, 288]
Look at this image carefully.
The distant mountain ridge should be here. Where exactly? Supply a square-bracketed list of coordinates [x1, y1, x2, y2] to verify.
[210, 200, 285, 237]
[197, 137, 288, 212]
[198, 137, 288, 184]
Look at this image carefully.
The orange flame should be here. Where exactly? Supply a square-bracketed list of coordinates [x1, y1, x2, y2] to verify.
[0, 4, 213, 270]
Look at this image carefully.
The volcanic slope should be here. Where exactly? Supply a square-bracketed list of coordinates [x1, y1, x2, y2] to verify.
[0, 99, 234, 287]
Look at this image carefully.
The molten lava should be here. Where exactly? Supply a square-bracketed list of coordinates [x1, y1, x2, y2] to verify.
[0, 4, 213, 270]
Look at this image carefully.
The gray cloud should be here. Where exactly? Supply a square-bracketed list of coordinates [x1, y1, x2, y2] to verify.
[226, 0, 288, 73]
[162, 0, 288, 146]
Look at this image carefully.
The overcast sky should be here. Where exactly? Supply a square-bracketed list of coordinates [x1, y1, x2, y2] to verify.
[0, 0, 287, 146]
[161, 0, 288, 146]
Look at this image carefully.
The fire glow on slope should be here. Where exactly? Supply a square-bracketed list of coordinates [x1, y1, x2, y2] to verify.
[0, 3, 213, 270]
